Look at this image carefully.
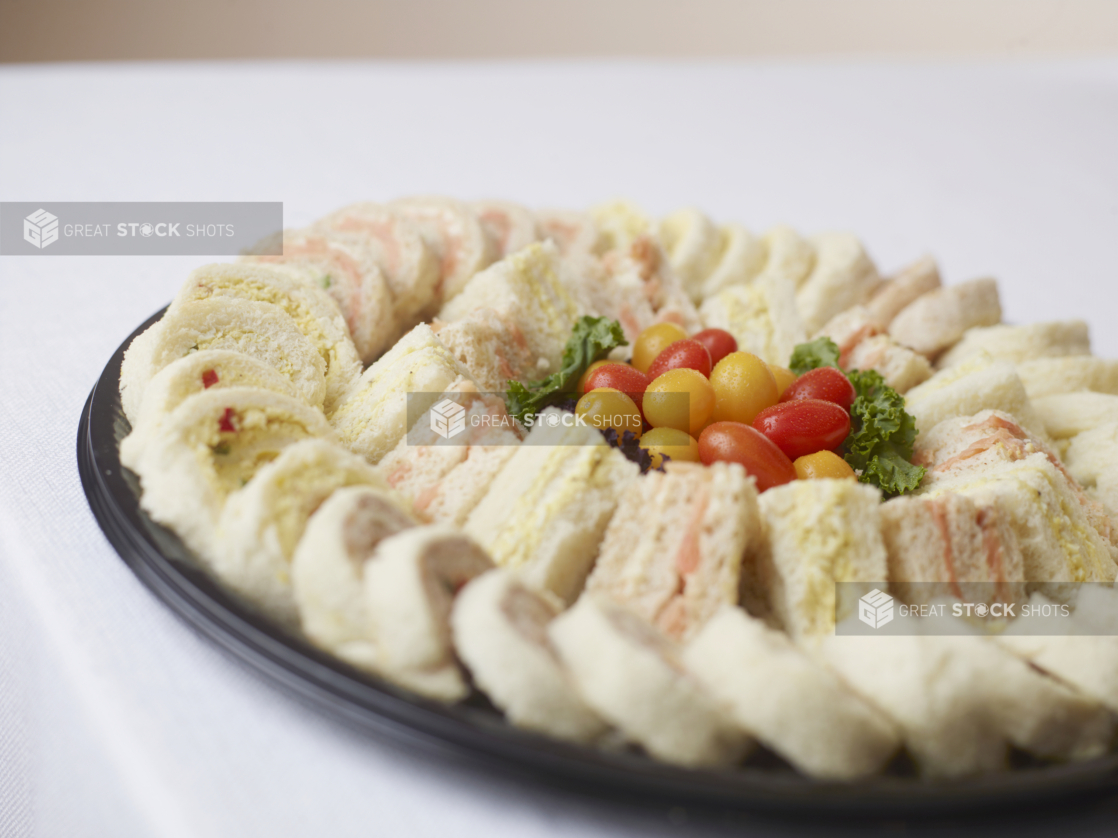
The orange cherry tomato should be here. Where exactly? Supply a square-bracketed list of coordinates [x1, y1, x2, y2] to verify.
[698, 421, 797, 492]
[794, 450, 857, 480]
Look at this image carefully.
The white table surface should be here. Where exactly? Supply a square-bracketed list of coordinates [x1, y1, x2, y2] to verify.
[2, 59, 1118, 838]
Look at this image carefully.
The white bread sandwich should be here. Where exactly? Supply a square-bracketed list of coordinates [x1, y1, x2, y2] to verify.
[795, 232, 882, 335]
[548, 593, 749, 767]
[589, 199, 652, 252]
[375, 384, 520, 526]
[936, 321, 1091, 370]
[437, 241, 583, 376]
[471, 200, 540, 257]
[698, 272, 807, 367]
[389, 196, 497, 301]
[450, 569, 608, 743]
[999, 587, 1118, 714]
[902, 351, 1043, 438]
[213, 439, 389, 626]
[657, 207, 723, 302]
[292, 485, 418, 668]
[683, 607, 900, 780]
[1032, 391, 1118, 440]
[119, 298, 326, 423]
[879, 493, 1026, 608]
[585, 461, 760, 641]
[314, 202, 440, 324]
[821, 616, 1112, 777]
[1016, 356, 1118, 400]
[328, 323, 473, 464]
[699, 222, 769, 300]
[815, 306, 932, 394]
[171, 262, 362, 414]
[888, 277, 1002, 358]
[755, 224, 816, 289]
[464, 407, 640, 604]
[749, 479, 888, 642]
[364, 525, 494, 701]
[244, 229, 397, 363]
[432, 307, 542, 390]
[120, 349, 298, 466]
[125, 387, 334, 561]
[865, 255, 942, 329]
[598, 234, 702, 335]
[1064, 421, 1118, 515]
[534, 209, 602, 257]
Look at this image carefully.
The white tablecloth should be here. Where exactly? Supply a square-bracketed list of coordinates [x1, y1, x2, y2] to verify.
[2, 60, 1118, 837]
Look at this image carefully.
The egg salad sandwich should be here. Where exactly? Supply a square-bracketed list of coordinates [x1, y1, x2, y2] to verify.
[698, 222, 769, 300]
[375, 384, 521, 527]
[125, 387, 334, 561]
[471, 200, 541, 258]
[887, 277, 1002, 358]
[214, 439, 390, 626]
[865, 254, 942, 330]
[437, 241, 584, 377]
[364, 525, 494, 701]
[119, 298, 327, 423]
[745, 479, 888, 642]
[879, 493, 1026, 608]
[328, 323, 473, 464]
[698, 272, 807, 367]
[683, 607, 901, 780]
[292, 485, 419, 668]
[171, 262, 363, 414]
[901, 350, 1044, 438]
[795, 232, 883, 336]
[656, 207, 723, 302]
[585, 461, 761, 642]
[314, 202, 440, 324]
[821, 613, 1112, 778]
[120, 350, 299, 467]
[1015, 355, 1118, 399]
[451, 569, 608, 743]
[463, 407, 640, 604]
[937, 320, 1091, 370]
[549, 593, 750, 767]
[244, 229, 397, 363]
[815, 305, 932, 394]
[389, 196, 498, 301]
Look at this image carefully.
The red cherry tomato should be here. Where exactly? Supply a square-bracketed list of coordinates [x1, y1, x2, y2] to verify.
[691, 328, 738, 367]
[753, 399, 852, 461]
[698, 421, 797, 492]
[583, 363, 651, 412]
[646, 339, 713, 380]
[779, 366, 856, 412]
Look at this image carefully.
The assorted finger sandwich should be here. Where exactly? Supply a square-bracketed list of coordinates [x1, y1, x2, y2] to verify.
[118, 196, 1118, 780]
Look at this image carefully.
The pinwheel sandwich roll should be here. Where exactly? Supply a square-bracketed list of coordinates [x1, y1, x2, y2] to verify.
[549, 594, 750, 768]
[389, 196, 497, 301]
[292, 485, 418, 667]
[364, 525, 494, 701]
[119, 297, 326, 422]
[451, 569, 608, 743]
[471, 200, 540, 258]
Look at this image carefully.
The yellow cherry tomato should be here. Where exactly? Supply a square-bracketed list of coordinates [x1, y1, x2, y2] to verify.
[575, 387, 644, 440]
[709, 352, 779, 424]
[643, 368, 715, 436]
[577, 360, 612, 394]
[632, 322, 689, 374]
[767, 363, 798, 399]
[639, 427, 700, 469]
[793, 450, 857, 481]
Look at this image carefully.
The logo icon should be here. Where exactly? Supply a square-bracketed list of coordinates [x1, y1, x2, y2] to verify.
[858, 589, 894, 629]
[429, 398, 466, 439]
[23, 209, 59, 249]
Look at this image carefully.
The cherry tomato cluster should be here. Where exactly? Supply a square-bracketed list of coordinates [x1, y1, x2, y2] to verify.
[575, 323, 858, 491]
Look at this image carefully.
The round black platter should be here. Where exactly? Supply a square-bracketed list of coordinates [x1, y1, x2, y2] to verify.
[77, 308, 1118, 816]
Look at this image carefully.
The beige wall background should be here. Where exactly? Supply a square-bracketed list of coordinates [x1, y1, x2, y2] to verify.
[2, 0, 1118, 62]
